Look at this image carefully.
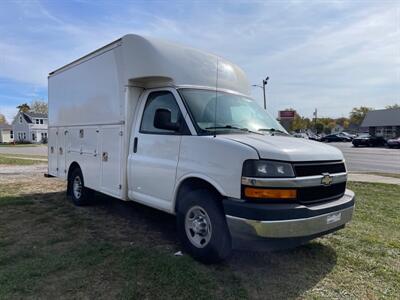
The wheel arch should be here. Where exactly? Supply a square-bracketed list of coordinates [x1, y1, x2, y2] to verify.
[173, 175, 225, 213]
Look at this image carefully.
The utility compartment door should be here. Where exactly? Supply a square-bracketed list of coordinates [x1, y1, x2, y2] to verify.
[100, 125, 123, 198]
[56, 127, 67, 178]
[48, 128, 58, 176]
[79, 127, 101, 190]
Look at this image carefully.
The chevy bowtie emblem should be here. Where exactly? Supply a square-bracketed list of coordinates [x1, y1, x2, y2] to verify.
[321, 173, 333, 186]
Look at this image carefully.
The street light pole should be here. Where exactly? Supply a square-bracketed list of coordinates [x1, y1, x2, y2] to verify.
[252, 76, 269, 110]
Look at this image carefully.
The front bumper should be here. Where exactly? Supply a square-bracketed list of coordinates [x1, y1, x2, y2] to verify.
[224, 189, 355, 239]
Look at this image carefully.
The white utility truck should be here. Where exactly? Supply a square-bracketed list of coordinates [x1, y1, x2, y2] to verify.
[48, 34, 355, 263]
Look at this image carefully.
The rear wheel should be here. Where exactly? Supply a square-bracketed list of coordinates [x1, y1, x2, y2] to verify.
[68, 167, 93, 206]
[176, 189, 232, 263]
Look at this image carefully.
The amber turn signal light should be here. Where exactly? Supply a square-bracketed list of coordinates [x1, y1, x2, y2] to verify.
[244, 187, 297, 199]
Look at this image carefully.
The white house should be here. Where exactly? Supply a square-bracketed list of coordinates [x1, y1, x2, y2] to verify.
[0, 124, 14, 143]
[12, 112, 48, 143]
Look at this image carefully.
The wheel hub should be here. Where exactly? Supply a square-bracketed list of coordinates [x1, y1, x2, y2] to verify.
[185, 206, 212, 248]
[73, 176, 82, 199]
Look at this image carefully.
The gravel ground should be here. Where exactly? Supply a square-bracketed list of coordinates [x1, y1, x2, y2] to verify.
[0, 164, 49, 184]
[0, 145, 48, 156]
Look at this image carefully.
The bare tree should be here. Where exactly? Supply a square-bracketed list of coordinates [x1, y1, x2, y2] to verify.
[0, 113, 6, 124]
[30, 100, 48, 114]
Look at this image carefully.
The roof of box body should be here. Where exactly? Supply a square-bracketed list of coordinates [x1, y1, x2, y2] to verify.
[49, 34, 250, 96]
[361, 108, 400, 127]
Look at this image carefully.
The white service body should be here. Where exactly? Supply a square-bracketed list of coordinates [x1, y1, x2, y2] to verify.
[48, 35, 354, 251]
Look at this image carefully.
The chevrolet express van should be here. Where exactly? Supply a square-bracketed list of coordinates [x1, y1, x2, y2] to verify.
[48, 34, 355, 263]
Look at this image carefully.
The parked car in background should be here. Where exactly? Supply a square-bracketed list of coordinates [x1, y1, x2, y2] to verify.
[293, 132, 309, 139]
[340, 132, 356, 140]
[321, 134, 352, 143]
[307, 133, 321, 141]
[387, 136, 400, 148]
[352, 134, 386, 147]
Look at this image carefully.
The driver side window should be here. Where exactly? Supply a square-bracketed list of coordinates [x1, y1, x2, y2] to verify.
[140, 91, 183, 134]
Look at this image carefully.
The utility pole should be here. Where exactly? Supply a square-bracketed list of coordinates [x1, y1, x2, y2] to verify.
[252, 76, 269, 110]
[313, 108, 318, 133]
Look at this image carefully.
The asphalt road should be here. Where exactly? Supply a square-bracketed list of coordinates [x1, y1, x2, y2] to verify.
[329, 142, 400, 174]
[1, 143, 399, 174]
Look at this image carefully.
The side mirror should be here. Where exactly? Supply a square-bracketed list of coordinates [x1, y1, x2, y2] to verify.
[154, 108, 180, 131]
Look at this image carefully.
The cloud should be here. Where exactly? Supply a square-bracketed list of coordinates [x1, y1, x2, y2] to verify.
[0, 0, 398, 119]
[0, 104, 17, 124]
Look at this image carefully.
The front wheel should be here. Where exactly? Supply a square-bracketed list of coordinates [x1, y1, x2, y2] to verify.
[176, 189, 232, 263]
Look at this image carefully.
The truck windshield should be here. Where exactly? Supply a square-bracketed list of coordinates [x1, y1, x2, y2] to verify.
[179, 89, 287, 135]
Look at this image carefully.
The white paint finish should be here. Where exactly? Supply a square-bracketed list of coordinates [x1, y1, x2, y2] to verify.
[175, 136, 259, 201]
[47, 33, 347, 232]
[56, 127, 66, 178]
[222, 134, 344, 162]
[120, 35, 250, 96]
[48, 34, 250, 128]
[100, 125, 123, 198]
[48, 128, 58, 176]
[79, 127, 101, 190]
[48, 47, 123, 127]
[129, 134, 181, 208]
[128, 88, 183, 211]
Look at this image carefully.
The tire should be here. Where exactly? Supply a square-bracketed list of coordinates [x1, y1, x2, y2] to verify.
[68, 167, 93, 206]
[176, 189, 232, 264]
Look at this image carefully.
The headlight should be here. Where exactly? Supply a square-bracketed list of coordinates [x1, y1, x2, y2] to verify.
[242, 160, 295, 178]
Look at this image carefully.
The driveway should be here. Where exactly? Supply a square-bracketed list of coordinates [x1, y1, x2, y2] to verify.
[0, 145, 48, 156]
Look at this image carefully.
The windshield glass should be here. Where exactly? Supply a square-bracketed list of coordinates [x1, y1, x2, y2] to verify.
[179, 89, 287, 135]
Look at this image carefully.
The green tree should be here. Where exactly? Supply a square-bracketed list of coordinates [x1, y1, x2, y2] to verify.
[349, 106, 373, 126]
[323, 126, 331, 135]
[30, 100, 48, 114]
[315, 122, 324, 134]
[16, 103, 31, 113]
[291, 114, 311, 132]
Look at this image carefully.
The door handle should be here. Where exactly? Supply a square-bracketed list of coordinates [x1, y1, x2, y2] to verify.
[133, 137, 138, 153]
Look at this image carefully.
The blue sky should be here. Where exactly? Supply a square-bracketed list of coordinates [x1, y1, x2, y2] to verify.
[0, 0, 399, 122]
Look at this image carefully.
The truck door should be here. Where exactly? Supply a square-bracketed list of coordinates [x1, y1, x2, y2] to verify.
[128, 89, 189, 212]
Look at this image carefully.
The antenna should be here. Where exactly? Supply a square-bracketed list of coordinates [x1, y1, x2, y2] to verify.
[214, 57, 219, 138]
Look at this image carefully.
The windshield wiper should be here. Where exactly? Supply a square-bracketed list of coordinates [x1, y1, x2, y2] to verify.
[205, 125, 247, 131]
[258, 128, 288, 135]
[205, 125, 262, 135]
